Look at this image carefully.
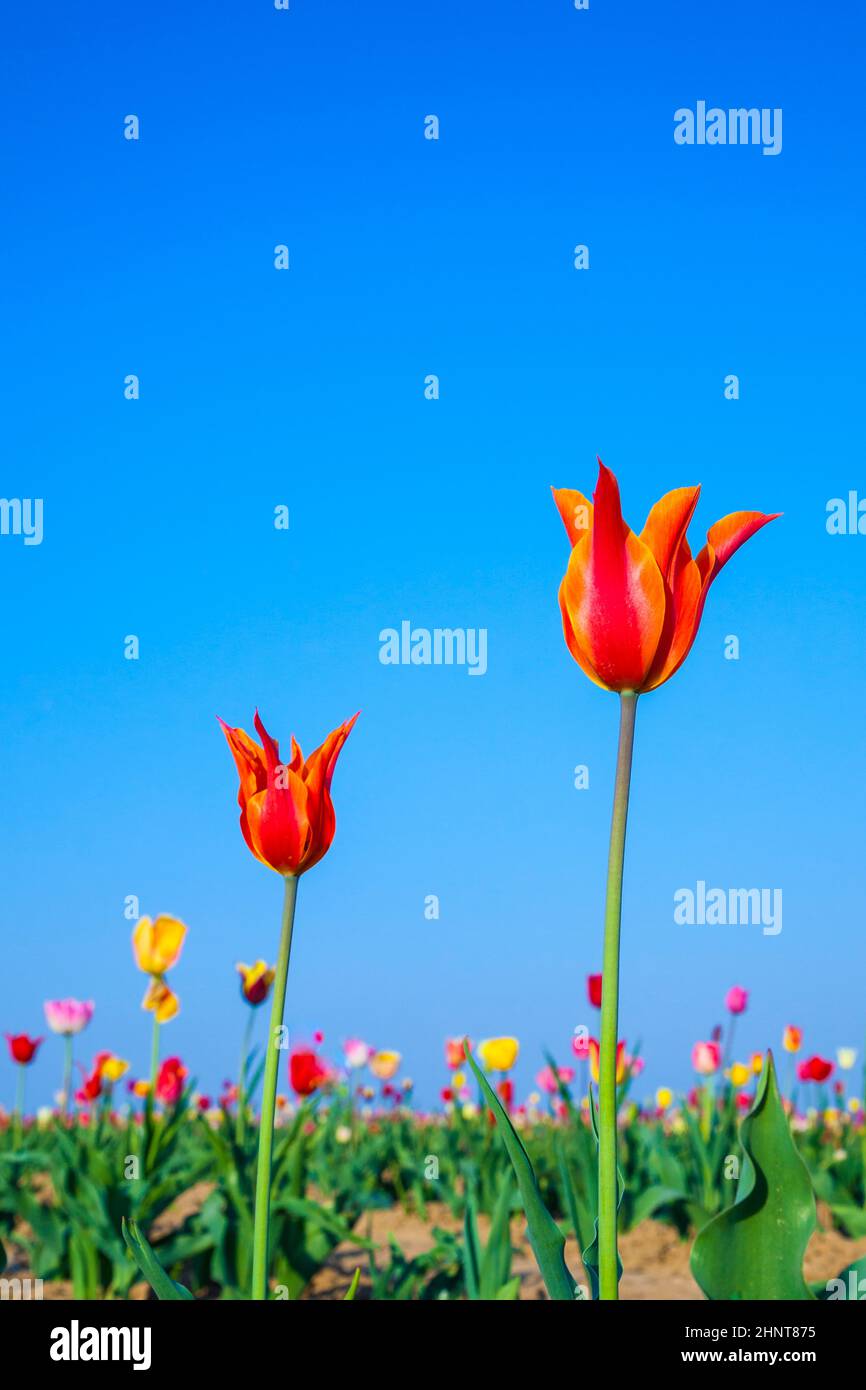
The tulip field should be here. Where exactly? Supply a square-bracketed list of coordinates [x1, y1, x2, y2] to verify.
[2, 464, 865, 1307]
[2, 1006, 866, 1302]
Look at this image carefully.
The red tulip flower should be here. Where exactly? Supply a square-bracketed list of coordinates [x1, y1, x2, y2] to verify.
[797, 1055, 834, 1084]
[587, 973, 603, 1008]
[5, 1033, 43, 1065]
[553, 461, 779, 693]
[155, 1057, 188, 1105]
[289, 1046, 331, 1097]
[219, 710, 358, 876]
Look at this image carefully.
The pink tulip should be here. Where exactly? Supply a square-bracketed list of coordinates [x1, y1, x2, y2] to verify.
[343, 1038, 372, 1070]
[43, 999, 94, 1036]
[692, 1040, 721, 1076]
[536, 1065, 575, 1095]
[725, 986, 748, 1016]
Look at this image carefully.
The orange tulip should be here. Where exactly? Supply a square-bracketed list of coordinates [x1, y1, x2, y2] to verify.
[218, 711, 359, 876]
[553, 461, 779, 693]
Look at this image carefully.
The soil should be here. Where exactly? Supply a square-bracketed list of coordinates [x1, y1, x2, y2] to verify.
[6, 1192, 866, 1301]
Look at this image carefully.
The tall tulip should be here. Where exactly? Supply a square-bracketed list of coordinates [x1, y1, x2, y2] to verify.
[44, 999, 94, 1117]
[553, 460, 777, 1301]
[219, 708, 357, 1299]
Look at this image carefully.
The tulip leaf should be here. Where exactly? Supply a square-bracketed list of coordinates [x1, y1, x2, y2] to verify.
[343, 1267, 361, 1301]
[463, 1042, 578, 1301]
[0, 1236, 6, 1276]
[121, 1217, 195, 1300]
[690, 1051, 817, 1300]
[814, 1253, 866, 1301]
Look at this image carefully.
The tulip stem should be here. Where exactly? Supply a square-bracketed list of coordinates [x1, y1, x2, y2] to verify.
[598, 691, 638, 1301]
[62, 1036, 73, 1120]
[251, 873, 298, 1300]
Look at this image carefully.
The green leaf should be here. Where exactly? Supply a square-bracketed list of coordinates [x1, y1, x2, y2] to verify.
[463, 1041, 577, 1301]
[0, 1236, 5, 1276]
[828, 1204, 866, 1238]
[343, 1267, 361, 1301]
[690, 1051, 817, 1300]
[121, 1217, 195, 1300]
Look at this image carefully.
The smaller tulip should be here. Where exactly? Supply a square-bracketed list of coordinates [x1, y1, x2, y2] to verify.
[729, 1062, 750, 1089]
[5, 1034, 43, 1065]
[750, 1052, 763, 1074]
[142, 979, 180, 1023]
[496, 1078, 514, 1109]
[656, 1086, 673, 1110]
[343, 1038, 372, 1070]
[155, 1057, 188, 1106]
[452, 1070, 466, 1089]
[837, 1048, 857, 1071]
[445, 1036, 468, 1070]
[43, 999, 94, 1036]
[571, 1031, 590, 1061]
[369, 1050, 402, 1081]
[797, 1055, 834, 1084]
[536, 1064, 575, 1095]
[132, 916, 187, 976]
[587, 974, 603, 1009]
[692, 1041, 721, 1076]
[725, 986, 748, 1015]
[588, 1038, 627, 1085]
[100, 1055, 130, 1084]
[289, 1046, 332, 1097]
[236, 960, 276, 1007]
[477, 1037, 519, 1073]
[131, 1079, 151, 1098]
[783, 1025, 803, 1054]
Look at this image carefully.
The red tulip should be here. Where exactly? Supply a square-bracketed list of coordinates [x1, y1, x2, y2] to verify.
[219, 710, 358, 876]
[797, 1055, 834, 1083]
[5, 1033, 43, 1066]
[553, 461, 778, 693]
[289, 1046, 331, 1097]
[497, 1078, 514, 1110]
[587, 973, 603, 1008]
[155, 1057, 188, 1105]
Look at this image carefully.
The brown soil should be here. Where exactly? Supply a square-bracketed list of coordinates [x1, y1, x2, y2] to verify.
[6, 1193, 866, 1300]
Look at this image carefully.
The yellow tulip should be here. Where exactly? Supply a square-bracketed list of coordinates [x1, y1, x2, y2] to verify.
[477, 1037, 519, 1072]
[369, 1050, 401, 1080]
[729, 1062, 750, 1089]
[132, 1079, 151, 1098]
[452, 1070, 466, 1089]
[100, 1055, 129, 1083]
[848, 1098, 862, 1114]
[142, 979, 180, 1023]
[656, 1086, 673, 1110]
[837, 1048, 857, 1071]
[132, 915, 187, 976]
[751, 1052, 763, 1074]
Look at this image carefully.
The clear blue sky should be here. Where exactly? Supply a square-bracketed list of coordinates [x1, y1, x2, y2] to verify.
[2, 0, 865, 1110]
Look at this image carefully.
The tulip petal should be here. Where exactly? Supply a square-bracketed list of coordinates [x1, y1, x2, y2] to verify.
[561, 463, 666, 691]
[551, 487, 593, 548]
[640, 486, 701, 583]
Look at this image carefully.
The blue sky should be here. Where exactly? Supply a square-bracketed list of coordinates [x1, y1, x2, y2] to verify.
[2, 0, 865, 1110]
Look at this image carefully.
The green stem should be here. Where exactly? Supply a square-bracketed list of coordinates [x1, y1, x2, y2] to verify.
[13, 1067, 25, 1146]
[236, 1008, 255, 1145]
[62, 1036, 73, 1119]
[598, 691, 638, 1301]
[251, 874, 298, 1300]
